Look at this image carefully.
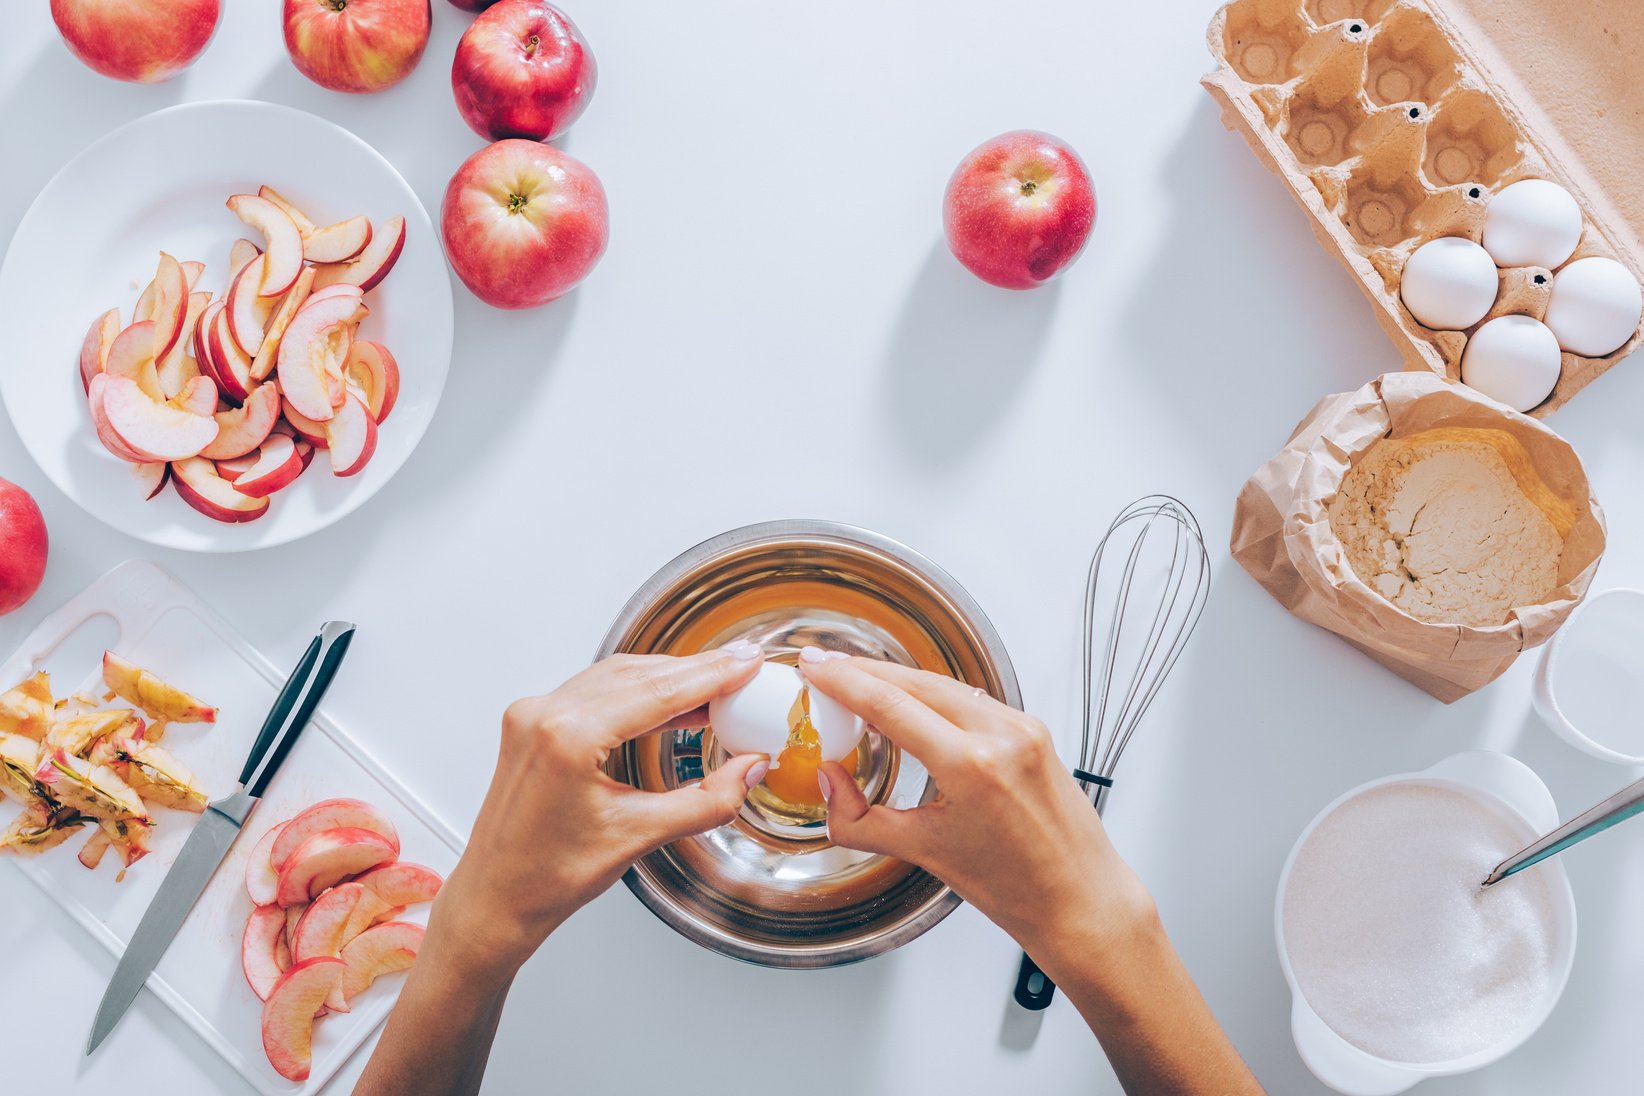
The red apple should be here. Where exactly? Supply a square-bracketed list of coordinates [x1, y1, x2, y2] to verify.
[283, 0, 432, 94]
[451, 0, 596, 142]
[0, 479, 48, 616]
[50, 0, 221, 84]
[942, 130, 1096, 290]
[442, 139, 607, 309]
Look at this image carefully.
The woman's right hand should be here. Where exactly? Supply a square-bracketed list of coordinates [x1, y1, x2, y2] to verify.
[798, 649, 1158, 973]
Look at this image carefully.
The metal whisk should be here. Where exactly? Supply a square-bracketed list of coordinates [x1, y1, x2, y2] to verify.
[1012, 495, 1211, 1011]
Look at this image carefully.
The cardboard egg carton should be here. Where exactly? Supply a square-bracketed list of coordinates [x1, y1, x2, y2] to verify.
[1202, 0, 1644, 416]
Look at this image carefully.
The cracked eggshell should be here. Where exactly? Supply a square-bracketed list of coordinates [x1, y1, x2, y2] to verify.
[706, 658, 865, 767]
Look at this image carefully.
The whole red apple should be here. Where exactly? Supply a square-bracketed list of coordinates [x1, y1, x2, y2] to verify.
[0, 478, 47, 617]
[942, 130, 1096, 289]
[50, 0, 221, 83]
[441, 140, 607, 309]
[451, 0, 596, 142]
[283, 0, 431, 94]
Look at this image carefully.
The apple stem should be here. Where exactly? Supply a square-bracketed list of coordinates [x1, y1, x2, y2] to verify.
[1020, 180, 1038, 197]
[327, 0, 347, 10]
[525, 34, 541, 56]
[507, 193, 528, 214]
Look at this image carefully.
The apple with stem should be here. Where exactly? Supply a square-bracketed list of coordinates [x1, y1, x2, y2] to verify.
[0, 479, 48, 616]
[942, 130, 1096, 290]
[442, 139, 608, 309]
[283, 0, 432, 94]
[451, 0, 596, 142]
[50, 0, 221, 83]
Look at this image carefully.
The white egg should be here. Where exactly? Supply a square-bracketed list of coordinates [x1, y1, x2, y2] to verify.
[1460, 315, 1561, 412]
[1544, 256, 1642, 357]
[1482, 179, 1584, 269]
[707, 659, 864, 768]
[1400, 237, 1498, 330]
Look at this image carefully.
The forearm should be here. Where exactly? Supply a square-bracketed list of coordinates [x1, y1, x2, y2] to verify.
[1034, 906, 1263, 1096]
[354, 919, 517, 1096]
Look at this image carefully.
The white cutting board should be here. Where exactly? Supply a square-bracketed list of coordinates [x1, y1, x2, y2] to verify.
[0, 560, 464, 1094]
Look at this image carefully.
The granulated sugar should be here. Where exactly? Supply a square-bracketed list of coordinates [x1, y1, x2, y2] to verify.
[1282, 782, 1560, 1063]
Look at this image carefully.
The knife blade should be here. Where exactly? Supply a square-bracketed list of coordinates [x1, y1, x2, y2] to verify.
[86, 620, 356, 1055]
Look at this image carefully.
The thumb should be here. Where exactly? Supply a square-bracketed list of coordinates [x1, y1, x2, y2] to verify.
[623, 752, 765, 852]
[820, 761, 925, 863]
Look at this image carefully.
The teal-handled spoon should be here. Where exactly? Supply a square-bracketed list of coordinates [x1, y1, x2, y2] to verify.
[1483, 773, 1644, 887]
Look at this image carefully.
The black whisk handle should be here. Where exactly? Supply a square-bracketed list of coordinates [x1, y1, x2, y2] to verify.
[1013, 951, 1057, 1010]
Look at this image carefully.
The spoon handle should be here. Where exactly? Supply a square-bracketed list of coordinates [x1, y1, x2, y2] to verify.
[1483, 774, 1644, 886]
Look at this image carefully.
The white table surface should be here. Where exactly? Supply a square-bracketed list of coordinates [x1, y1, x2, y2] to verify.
[4, 2, 1642, 1093]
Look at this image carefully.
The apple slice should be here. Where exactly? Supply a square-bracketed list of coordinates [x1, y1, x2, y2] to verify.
[88, 376, 151, 463]
[304, 216, 372, 264]
[232, 435, 305, 498]
[344, 341, 400, 423]
[181, 260, 205, 290]
[323, 395, 377, 477]
[172, 457, 271, 523]
[229, 237, 261, 278]
[292, 882, 366, 966]
[342, 862, 442, 940]
[284, 904, 305, 955]
[274, 828, 398, 908]
[338, 921, 423, 1010]
[312, 215, 405, 293]
[281, 400, 330, 448]
[137, 253, 189, 361]
[208, 307, 256, 404]
[278, 294, 361, 422]
[246, 820, 289, 905]
[257, 186, 317, 233]
[302, 283, 368, 326]
[79, 309, 121, 393]
[101, 375, 219, 461]
[261, 957, 344, 1082]
[200, 383, 280, 460]
[133, 462, 169, 501]
[105, 320, 164, 400]
[216, 453, 259, 482]
[243, 904, 289, 1001]
[227, 194, 303, 298]
[250, 266, 316, 382]
[157, 292, 211, 398]
[166, 374, 217, 418]
[226, 254, 277, 357]
[271, 799, 400, 870]
[102, 650, 216, 723]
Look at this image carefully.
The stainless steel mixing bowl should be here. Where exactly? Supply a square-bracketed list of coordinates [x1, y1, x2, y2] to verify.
[598, 520, 1021, 967]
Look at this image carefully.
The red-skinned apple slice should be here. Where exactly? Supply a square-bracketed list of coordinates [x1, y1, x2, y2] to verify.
[208, 308, 256, 404]
[312, 215, 405, 293]
[227, 255, 276, 357]
[102, 376, 219, 461]
[172, 457, 271, 523]
[281, 401, 329, 448]
[216, 453, 259, 482]
[303, 216, 372, 264]
[271, 799, 400, 869]
[324, 395, 377, 477]
[292, 881, 366, 965]
[167, 374, 217, 418]
[232, 435, 305, 498]
[133, 462, 169, 501]
[136, 253, 189, 361]
[246, 820, 289, 905]
[342, 862, 442, 940]
[261, 957, 344, 1082]
[243, 904, 289, 1001]
[181, 260, 205, 290]
[105, 320, 164, 400]
[227, 194, 303, 298]
[88, 376, 151, 463]
[257, 186, 317, 234]
[199, 383, 280, 460]
[284, 905, 305, 955]
[192, 300, 225, 388]
[278, 294, 361, 421]
[338, 921, 423, 1010]
[229, 237, 261, 278]
[274, 827, 397, 908]
[79, 309, 120, 394]
[250, 266, 316, 382]
[302, 283, 367, 326]
[344, 341, 400, 423]
[157, 292, 211, 398]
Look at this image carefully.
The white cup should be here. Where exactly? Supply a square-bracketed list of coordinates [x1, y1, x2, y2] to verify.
[1534, 587, 1644, 765]
[1274, 751, 1578, 1094]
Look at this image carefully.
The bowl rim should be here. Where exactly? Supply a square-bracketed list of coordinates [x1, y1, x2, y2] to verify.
[595, 518, 1022, 967]
[1534, 586, 1644, 764]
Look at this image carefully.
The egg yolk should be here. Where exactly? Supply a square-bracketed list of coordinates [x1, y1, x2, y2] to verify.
[759, 686, 857, 808]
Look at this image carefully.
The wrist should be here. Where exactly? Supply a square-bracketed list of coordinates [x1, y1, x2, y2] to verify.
[424, 882, 558, 984]
[1018, 873, 1163, 995]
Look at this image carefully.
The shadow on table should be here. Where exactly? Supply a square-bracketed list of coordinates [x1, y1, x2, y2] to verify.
[878, 240, 1059, 472]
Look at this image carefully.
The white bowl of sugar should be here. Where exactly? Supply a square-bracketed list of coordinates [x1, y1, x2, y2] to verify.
[1534, 587, 1644, 764]
[1275, 751, 1577, 1095]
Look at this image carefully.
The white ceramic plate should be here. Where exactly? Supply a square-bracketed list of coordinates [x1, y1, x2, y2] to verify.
[0, 100, 452, 552]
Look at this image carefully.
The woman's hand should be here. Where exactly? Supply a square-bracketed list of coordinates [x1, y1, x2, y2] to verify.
[430, 644, 768, 979]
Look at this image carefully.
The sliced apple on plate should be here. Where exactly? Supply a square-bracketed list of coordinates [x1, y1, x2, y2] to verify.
[274, 827, 398, 908]
[228, 237, 261, 278]
[227, 194, 303, 298]
[277, 293, 361, 422]
[246, 820, 289, 906]
[104, 320, 164, 401]
[343, 861, 442, 940]
[291, 881, 366, 966]
[243, 904, 289, 1001]
[79, 309, 120, 394]
[313, 215, 405, 293]
[324, 394, 378, 477]
[88, 376, 152, 463]
[156, 291, 211, 398]
[281, 400, 330, 448]
[99, 374, 219, 462]
[171, 456, 272, 523]
[250, 265, 316, 382]
[226, 254, 277, 357]
[262, 957, 345, 1082]
[133, 462, 170, 500]
[338, 921, 423, 1008]
[271, 799, 400, 868]
[134, 253, 190, 361]
[345, 341, 399, 423]
[199, 383, 280, 461]
[181, 260, 205, 290]
[231, 434, 307, 498]
[207, 305, 256, 404]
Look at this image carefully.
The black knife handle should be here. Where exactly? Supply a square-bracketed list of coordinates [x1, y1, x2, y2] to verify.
[240, 622, 356, 798]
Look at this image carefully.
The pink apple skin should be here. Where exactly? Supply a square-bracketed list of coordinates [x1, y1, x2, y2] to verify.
[441, 139, 608, 309]
[51, 0, 220, 84]
[942, 130, 1096, 290]
[283, 0, 431, 94]
[0, 479, 47, 616]
[451, 0, 596, 142]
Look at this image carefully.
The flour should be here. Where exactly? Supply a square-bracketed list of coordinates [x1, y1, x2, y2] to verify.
[1282, 783, 1560, 1063]
[1328, 437, 1562, 627]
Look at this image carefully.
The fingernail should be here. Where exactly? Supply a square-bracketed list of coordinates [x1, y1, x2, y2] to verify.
[744, 760, 770, 789]
[825, 650, 849, 662]
[816, 769, 832, 802]
[799, 645, 827, 664]
[720, 640, 762, 661]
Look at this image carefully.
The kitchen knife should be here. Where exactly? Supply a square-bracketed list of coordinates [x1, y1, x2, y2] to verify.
[85, 620, 357, 1055]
